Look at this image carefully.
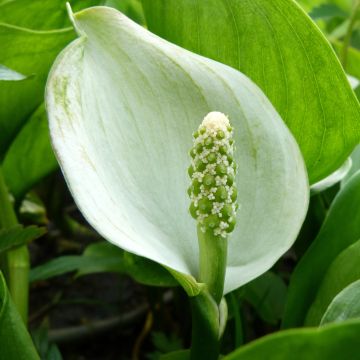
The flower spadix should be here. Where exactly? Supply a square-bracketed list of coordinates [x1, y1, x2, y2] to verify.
[189, 112, 237, 237]
[46, 6, 309, 295]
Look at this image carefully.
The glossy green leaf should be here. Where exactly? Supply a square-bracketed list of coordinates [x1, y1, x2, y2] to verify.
[321, 279, 360, 325]
[0, 0, 99, 30]
[104, 0, 145, 24]
[29, 255, 106, 282]
[79, 242, 177, 287]
[240, 272, 287, 325]
[305, 239, 360, 325]
[0, 22, 74, 155]
[0, 64, 28, 81]
[223, 320, 360, 360]
[0, 225, 45, 254]
[283, 171, 360, 327]
[46, 6, 308, 294]
[30, 241, 177, 287]
[0, 272, 40, 360]
[2, 105, 58, 198]
[141, 0, 360, 183]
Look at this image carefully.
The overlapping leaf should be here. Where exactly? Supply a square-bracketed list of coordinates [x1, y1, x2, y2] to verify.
[141, 0, 360, 183]
[283, 171, 360, 327]
[321, 279, 360, 325]
[305, 239, 360, 325]
[0, 22, 73, 155]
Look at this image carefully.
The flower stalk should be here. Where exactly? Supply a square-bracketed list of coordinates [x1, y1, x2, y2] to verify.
[0, 168, 29, 324]
[188, 112, 238, 359]
[188, 112, 238, 303]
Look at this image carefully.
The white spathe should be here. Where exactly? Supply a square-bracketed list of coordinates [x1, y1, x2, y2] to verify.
[46, 6, 309, 294]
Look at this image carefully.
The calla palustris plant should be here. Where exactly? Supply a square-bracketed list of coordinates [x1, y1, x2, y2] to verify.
[46, 5, 308, 355]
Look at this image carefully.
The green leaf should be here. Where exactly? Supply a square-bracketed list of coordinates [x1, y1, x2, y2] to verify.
[223, 320, 360, 360]
[0, 64, 28, 81]
[2, 104, 58, 199]
[296, 0, 351, 13]
[332, 42, 360, 80]
[29, 255, 97, 282]
[0, 0, 100, 30]
[342, 145, 360, 185]
[240, 272, 287, 325]
[283, 171, 360, 328]
[321, 279, 360, 325]
[141, 0, 360, 183]
[79, 242, 177, 287]
[103, 0, 145, 24]
[0, 22, 74, 155]
[46, 6, 308, 294]
[160, 350, 190, 360]
[0, 225, 45, 254]
[30, 241, 177, 287]
[310, 3, 347, 20]
[305, 239, 360, 325]
[0, 272, 40, 360]
[31, 321, 63, 360]
[151, 331, 183, 354]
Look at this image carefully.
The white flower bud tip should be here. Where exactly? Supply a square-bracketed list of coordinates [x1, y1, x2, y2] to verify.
[202, 112, 230, 133]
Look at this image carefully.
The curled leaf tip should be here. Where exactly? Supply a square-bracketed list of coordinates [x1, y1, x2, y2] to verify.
[188, 112, 238, 238]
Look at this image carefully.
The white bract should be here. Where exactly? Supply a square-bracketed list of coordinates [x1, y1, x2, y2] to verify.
[46, 6, 309, 294]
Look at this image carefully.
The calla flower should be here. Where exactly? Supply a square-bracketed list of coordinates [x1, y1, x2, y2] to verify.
[46, 6, 309, 295]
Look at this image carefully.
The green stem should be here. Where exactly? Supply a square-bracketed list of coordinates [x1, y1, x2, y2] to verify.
[341, 0, 360, 68]
[189, 227, 228, 359]
[190, 291, 220, 360]
[228, 293, 244, 348]
[0, 168, 17, 228]
[197, 225, 227, 304]
[0, 168, 29, 323]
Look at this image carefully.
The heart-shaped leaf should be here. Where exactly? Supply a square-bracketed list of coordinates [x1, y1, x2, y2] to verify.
[0, 21, 74, 155]
[46, 6, 308, 294]
[141, 0, 360, 183]
[0, 0, 99, 30]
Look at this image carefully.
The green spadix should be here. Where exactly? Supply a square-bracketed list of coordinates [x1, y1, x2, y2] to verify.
[46, 5, 309, 295]
[189, 112, 237, 238]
